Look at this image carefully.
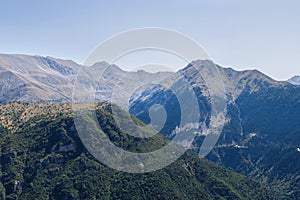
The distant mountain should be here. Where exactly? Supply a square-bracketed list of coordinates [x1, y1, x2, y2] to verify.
[0, 54, 80, 103]
[0, 102, 272, 199]
[129, 60, 300, 199]
[288, 75, 300, 85]
[0, 54, 172, 105]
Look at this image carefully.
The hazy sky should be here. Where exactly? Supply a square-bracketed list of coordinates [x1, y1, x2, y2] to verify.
[0, 0, 299, 80]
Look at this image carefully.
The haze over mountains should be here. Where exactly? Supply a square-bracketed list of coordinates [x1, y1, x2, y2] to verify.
[0, 53, 300, 199]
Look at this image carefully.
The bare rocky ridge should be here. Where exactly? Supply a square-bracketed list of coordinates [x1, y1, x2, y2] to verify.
[0, 54, 173, 105]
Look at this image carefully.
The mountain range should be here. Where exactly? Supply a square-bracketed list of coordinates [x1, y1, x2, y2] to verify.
[0, 53, 299, 199]
[0, 54, 172, 106]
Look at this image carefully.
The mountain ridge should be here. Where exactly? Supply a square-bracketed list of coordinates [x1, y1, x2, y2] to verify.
[0, 53, 174, 104]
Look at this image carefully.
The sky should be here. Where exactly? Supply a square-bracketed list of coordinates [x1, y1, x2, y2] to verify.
[0, 0, 299, 80]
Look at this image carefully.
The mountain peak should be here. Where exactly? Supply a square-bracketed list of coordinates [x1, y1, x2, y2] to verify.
[177, 59, 286, 98]
[91, 62, 124, 73]
[287, 75, 300, 85]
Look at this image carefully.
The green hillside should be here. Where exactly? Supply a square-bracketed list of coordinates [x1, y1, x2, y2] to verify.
[0, 102, 272, 199]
